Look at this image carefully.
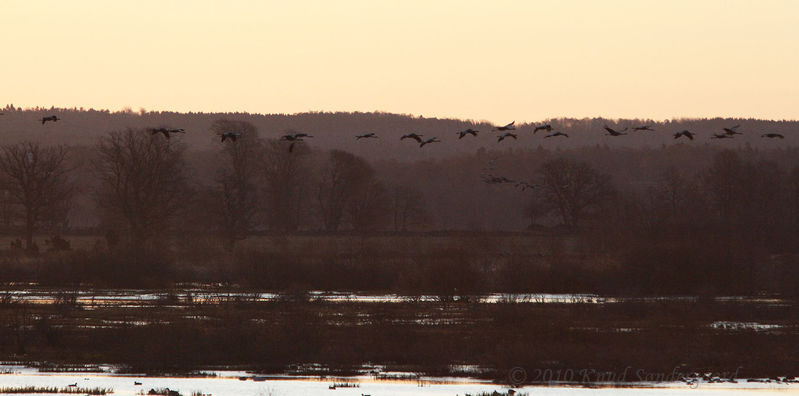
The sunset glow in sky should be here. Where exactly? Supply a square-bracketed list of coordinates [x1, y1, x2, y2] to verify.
[1, 0, 797, 123]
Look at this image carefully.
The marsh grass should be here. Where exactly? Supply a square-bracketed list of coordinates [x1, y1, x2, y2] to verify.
[2, 232, 798, 298]
[137, 388, 180, 396]
[0, 386, 112, 394]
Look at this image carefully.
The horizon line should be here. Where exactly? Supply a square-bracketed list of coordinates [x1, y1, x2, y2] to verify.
[3, 104, 799, 124]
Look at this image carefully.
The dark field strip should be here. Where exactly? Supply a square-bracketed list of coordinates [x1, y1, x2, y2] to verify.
[1, 297, 799, 382]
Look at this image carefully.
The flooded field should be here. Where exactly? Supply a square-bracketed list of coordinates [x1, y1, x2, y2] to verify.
[2, 284, 798, 385]
[1, 285, 793, 308]
[2, 286, 793, 333]
[0, 287, 602, 307]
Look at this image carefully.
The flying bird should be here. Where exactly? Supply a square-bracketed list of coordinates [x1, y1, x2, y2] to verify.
[723, 125, 742, 135]
[280, 132, 312, 152]
[151, 127, 167, 134]
[711, 133, 733, 139]
[41, 115, 60, 124]
[604, 125, 628, 136]
[673, 130, 695, 140]
[484, 175, 515, 185]
[761, 133, 784, 139]
[281, 132, 313, 141]
[497, 132, 517, 142]
[356, 133, 378, 140]
[401, 133, 424, 143]
[633, 125, 655, 131]
[494, 121, 516, 131]
[150, 127, 185, 139]
[515, 181, 537, 191]
[457, 128, 479, 139]
[545, 131, 569, 138]
[221, 132, 242, 142]
[280, 131, 313, 142]
[419, 137, 440, 147]
[533, 124, 553, 134]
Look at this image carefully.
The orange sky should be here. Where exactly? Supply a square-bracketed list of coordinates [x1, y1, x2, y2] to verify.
[1, 0, 797, 123]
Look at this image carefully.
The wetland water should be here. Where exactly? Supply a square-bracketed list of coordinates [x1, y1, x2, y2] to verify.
[2, 287, 791, 332]
[2, 286, 797, 390]
[1, 286, 791, 306]
[1, 366, 798, 396]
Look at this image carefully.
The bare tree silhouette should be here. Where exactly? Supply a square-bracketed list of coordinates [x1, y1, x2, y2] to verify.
[791, 167, 799, 233]
[0, 142, 72, 250]
[705, 151, 783, 239]
[94, 129, 188, 247]
[388, 184, 428, 232]
[537, 157, 614, 230]
[263, 138, 309, 232]
[347, 179, 389, 232]
[316, 150, 377, 232]
[209, 119, 263, 251]
[0, 189, 14, 230]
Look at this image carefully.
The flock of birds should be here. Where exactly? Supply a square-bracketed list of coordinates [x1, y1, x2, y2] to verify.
[275, 120, 787, 154]
[21, 114, 788, 147]
[15, 113, 790, 192]
[11, 114, 791, 186]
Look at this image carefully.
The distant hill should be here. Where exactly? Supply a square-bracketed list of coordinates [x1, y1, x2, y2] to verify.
[1, 105, 797, 160]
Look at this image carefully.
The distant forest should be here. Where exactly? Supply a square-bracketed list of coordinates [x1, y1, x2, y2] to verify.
[0, 106, 798, 292]
[1, 105, 797, 160]
[1, 105, 797, 231]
